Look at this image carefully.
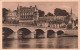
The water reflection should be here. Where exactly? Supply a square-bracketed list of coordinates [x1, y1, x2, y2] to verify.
[3, 37, 78, 49]
[19, 44, 30, 48]
[3, 39, 14, 49]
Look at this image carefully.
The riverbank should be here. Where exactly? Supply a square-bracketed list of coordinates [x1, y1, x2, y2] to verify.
[61, 34, 78, 37]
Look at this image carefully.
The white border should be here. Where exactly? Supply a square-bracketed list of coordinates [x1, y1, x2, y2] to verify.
[1, 0, 79, 50]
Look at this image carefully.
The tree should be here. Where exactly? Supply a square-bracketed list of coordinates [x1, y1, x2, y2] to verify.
[47, 12, 53, 16]
[46, 12, 53, 16]
[54, 8, 69, 16]
[38, 10, 45, 17]
[2, 8, 9, 23]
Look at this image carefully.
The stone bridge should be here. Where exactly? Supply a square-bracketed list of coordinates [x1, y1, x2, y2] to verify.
[2, 25, 78, 39]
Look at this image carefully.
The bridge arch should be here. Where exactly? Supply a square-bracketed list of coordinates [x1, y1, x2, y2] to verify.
[47, 30, 55, 38]
[17, 28, 31, 39]
[3, 27, 14, 39]
[57, 30, 64, 35]
[35, 29, 45, 38]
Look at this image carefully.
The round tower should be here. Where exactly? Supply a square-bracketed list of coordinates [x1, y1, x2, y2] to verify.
[17, 4, 21, 20]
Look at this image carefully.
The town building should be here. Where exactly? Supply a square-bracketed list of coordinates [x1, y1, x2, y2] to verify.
[7, 10, 17, 20]
[36, 16, 66, 28]
[5, 10, 18, 24]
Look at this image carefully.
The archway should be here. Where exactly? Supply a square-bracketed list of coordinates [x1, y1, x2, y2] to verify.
[17, 28, 31, 39]
[35, 29, 44, 38]
[57, 30, 64, 35]
[47, 30, 55, 38]
[3, 27, 14, 39]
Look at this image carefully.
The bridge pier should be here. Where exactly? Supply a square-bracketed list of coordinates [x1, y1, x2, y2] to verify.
[14, 32, 18, 39]
[54, 32, 58, 38]
[44, 32, 47, 38]
[31, 32, 35, 38]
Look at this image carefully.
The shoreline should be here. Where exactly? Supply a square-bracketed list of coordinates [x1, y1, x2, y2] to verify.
[61, 34, 78, 37]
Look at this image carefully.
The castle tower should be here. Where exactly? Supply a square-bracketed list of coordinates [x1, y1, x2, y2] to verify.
[70, 8, 72, 15]
[17, 4, 20, 20]
[33, 5, 39, 21]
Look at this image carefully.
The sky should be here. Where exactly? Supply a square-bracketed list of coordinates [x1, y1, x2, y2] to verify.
[3, 2, 78, 17]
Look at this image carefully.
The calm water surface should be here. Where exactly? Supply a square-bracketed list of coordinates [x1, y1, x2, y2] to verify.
[3, 37, 78, 49]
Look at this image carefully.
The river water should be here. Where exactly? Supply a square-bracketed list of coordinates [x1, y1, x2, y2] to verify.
[3, 37, 78, 49]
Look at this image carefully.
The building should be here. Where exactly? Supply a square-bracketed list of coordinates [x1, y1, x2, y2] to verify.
[5, 10, 18, 24]
[7, 10, 17, 20]
[68, 8, 78, 29]
[17, 5, 39, 26]
[36, 16, 66, 28]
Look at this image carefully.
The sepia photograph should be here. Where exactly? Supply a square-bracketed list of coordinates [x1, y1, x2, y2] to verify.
[2, 2, 78, 49]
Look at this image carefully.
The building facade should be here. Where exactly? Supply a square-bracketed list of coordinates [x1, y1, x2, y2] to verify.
[4, 10, 18, 24]
[36, 16, 66, 28]
[17, 5, 39, 26]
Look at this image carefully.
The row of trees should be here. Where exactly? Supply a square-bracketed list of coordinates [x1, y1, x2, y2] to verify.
[38, 8, 69, 17]
[2, 8, 9, 23]
[38, 10, 54, 17]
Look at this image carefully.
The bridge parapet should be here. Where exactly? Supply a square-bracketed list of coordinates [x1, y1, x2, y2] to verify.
[3, 25, 66, 33]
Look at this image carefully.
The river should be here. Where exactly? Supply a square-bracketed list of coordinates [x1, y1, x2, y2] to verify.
[3, 37, 78, 49]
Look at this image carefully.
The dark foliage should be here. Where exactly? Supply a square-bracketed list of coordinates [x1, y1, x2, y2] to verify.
[38, 10, 45, 17]
[2, 8, 9, 23]
[54, 8, 69, 16]
[46, 12, 53, 16]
